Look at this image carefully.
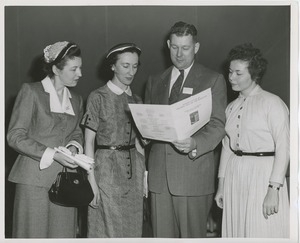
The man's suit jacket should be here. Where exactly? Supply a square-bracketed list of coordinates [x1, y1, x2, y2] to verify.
[7, 80, 83, 188]
[145, 62, 227, 196]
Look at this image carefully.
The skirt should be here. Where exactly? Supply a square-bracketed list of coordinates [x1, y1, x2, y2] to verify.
[222, 155, 289, 238]
[12, 183, 77, 238]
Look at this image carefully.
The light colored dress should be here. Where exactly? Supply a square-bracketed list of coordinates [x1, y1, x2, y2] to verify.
[81, 82, 145, 238]
[218, 85, 289, 238]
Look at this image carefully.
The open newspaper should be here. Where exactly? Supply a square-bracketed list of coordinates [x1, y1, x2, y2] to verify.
[54, 147, 94, 171]
[128, 88, 212, 142]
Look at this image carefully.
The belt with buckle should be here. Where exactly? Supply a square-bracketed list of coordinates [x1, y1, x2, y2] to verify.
[96, 144, 135, 151]
[231, 149, 275, 157]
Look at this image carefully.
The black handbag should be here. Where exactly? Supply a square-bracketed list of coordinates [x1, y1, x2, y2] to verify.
[48, 167, 94, 207]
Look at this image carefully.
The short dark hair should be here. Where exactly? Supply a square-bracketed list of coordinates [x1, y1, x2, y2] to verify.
[168, 21, 198, 42]
[43, 43, 81, 78]
[227, 43, 268, 83]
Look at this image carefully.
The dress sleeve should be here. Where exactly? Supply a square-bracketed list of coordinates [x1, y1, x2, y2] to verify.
[7, 83, 48, 161]
[218, 135, 233, 178]
[267, 97, 290, 185]
[81, 92, 100, 132]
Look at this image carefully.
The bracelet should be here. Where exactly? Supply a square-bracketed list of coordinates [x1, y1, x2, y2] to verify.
[268, 184, 280, 191]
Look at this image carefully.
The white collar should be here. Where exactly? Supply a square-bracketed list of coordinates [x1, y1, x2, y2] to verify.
[107, 80, 132, 96]
[172, 61, 194, 77]
[41, 76, 75, 115]
[238, 84, 261, 98]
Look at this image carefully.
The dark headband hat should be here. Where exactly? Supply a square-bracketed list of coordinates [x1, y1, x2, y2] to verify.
[43, 41, 77, 64]
[106, 43, 141, 58]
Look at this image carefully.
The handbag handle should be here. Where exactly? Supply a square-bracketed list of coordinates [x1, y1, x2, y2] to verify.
[61, 166, 88, 182]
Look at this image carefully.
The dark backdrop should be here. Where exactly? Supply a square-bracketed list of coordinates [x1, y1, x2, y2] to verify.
[4, 5, 290, 238]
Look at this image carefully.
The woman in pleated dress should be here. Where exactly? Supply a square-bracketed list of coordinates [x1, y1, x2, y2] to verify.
[81, 43, 147, 237]
[215, 43, 289, 238]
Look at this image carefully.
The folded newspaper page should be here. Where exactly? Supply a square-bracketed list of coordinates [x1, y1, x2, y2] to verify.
[128, 88, 212, 142]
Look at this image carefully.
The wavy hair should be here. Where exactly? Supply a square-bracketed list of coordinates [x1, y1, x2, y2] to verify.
[168, 21, 198, 42]
[227, 43, 268, 83]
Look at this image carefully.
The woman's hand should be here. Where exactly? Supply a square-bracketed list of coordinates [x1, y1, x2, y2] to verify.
[215, 178, 224, 209]
[263, 186, 279, 219]
[67, 145, 78, 156]
[215, 189, 224, 209]
[88, 174, 101, 208]
[53, 152, 78, 169]
[141, 138, 151, 146]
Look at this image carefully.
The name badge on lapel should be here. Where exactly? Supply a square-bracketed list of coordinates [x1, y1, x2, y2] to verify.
[182, 87, 193, 95]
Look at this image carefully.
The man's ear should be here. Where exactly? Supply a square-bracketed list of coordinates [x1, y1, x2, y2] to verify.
[194, 42, 200, 54]
[167, 40, 171, 49]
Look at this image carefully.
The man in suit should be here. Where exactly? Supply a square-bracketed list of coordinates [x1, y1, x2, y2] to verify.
[144, 21, 227, 238]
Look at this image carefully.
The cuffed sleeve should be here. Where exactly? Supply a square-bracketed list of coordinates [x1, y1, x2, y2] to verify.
[66, 140, 83, 154]
[80, 91, 101, 132]
[40, 147, 56, 170]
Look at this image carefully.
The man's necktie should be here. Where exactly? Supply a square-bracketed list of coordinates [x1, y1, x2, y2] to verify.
[169, 70, 184, 104]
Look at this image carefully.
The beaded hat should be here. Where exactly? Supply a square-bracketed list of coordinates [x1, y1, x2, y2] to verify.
[43, 41, 76, 63]
[106, 43, 141, 58]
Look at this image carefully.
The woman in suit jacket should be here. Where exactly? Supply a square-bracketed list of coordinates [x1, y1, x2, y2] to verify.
[7, 41, 84, 238]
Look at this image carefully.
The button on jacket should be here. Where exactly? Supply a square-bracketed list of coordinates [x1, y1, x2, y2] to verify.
[145, 62, 227, 196]
[7, 81, 84, 188]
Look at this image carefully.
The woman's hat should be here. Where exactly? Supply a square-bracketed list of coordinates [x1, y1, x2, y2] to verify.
[43, 41, 77, 63]
[106, 43, 141, 58]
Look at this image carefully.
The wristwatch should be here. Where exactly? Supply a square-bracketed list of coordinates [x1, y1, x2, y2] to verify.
[268, 184, 280, 191]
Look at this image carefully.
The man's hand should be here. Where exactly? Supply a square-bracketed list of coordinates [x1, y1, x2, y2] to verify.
[172, 137, 196, 154]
